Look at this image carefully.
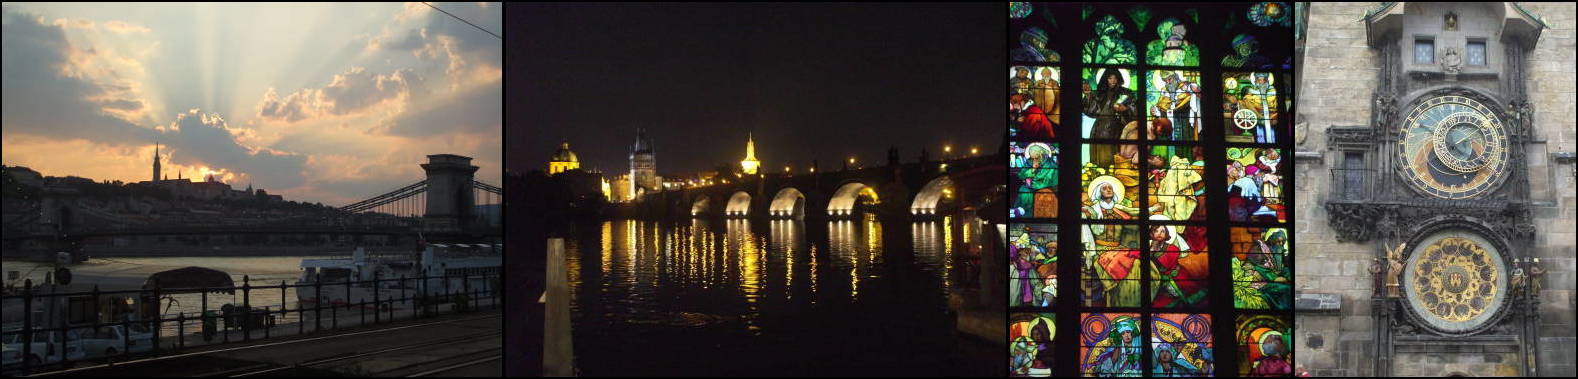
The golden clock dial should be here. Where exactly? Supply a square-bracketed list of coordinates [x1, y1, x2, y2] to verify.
[1396, 95, 1509, 199]
[1403, 231, 1507, 334]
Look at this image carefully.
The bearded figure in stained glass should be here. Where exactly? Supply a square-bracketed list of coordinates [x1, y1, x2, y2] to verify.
[1232, 230, 1291, 310]
[1082, 15, 1136, 64]
[1153, 72, 1200, 142]
[1014, 143, 1057, 218]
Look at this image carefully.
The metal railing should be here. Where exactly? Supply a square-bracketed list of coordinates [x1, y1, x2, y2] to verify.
[1, 272, 500, 375]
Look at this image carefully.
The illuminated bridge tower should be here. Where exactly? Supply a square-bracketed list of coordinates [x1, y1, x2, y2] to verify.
[630, 128, 659, 197]
[739, 132, 760, 175]
[422, 154, 479, 231]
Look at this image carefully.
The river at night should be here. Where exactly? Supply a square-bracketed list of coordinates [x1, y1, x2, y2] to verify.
[564, 216, 988, 376]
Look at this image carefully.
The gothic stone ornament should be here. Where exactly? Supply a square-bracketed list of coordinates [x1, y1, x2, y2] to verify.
[1401, 227, 1513, 336]
[1440, 47, 1463, 74]
[1397, 94, 1511, 200]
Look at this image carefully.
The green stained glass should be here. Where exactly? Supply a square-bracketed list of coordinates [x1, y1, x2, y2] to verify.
[1082, 15, 1137, 64]
[1145, 18, 1200, 66]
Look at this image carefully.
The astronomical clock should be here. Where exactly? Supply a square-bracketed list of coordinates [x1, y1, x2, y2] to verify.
[1316, 3, 1550, 377]
[1401, 230, 1510, 335]
[1396, 95, 1510, 199]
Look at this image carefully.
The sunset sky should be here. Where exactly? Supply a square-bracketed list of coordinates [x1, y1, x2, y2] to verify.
[1, 2, 501, 205]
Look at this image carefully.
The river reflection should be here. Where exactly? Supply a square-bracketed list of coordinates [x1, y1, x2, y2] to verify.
[567, 215, 968, 375]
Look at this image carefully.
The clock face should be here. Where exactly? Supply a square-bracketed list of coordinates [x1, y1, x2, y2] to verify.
[1403, 230, 1507, 334]
[1397, 95, 1510, 199]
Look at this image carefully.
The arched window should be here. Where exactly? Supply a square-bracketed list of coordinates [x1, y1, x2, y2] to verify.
[1009, 3, 1295, 377]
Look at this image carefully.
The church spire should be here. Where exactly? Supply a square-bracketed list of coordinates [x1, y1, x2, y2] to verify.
[740, 132, 761, 175]
[152, 142, 162, 182]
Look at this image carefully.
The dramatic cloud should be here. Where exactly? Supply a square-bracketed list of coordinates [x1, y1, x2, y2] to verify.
[256, 67, 422, 123]
[1, 11, 155, 144]
[160, 109, 307, 189]
[371, 2, 500, 88]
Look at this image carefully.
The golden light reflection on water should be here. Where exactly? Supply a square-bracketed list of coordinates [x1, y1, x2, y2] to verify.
[575, 216, 961, 333]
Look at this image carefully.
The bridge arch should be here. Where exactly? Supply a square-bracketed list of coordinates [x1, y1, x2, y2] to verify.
[725, 191, 751, 217]
[769, 188, 806, 220]
[691, 196, 711, 217]
[826, 181, 879, 217]
[909, 176, 955, 215]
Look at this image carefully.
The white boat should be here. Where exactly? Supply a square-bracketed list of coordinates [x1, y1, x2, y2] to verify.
[295, 244, 500, 310]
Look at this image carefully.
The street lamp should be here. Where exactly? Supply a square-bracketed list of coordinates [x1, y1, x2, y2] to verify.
[970, 147, 979, 156]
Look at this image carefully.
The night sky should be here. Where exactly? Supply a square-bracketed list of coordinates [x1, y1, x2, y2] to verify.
[509, 3, 1002, 176]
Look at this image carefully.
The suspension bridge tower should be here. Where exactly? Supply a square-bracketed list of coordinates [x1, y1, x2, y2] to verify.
[421, 154, 479, 231]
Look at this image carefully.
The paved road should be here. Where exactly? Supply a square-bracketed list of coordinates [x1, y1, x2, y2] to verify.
[35, 310, 501, 377]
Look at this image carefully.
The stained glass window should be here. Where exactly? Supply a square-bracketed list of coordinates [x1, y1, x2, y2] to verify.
[1082, 223, 1140, 307]
[1012, 313, 1056, 376]
[1011, 223, 1058, 307]
[1080, 313, 1143, 376]
[1145, 17, 1200, 66]
[1011, 142, 1059, 218]
[1236, 315, 1293, 376]
[1010, 5, 1063, 376]
[1012, 66, 1061, 141]
[1152, 313, 1214, 376]
[1083, 14, 1137, 64]
[1223, 72, 1281, 143]
[1012, 3, 1292, 376]
[1224, 148, 1285, 223]
[1146, 70, 1203, 141]
[1149, 225, 1209, 308]
[1231, 227, 1291, 310]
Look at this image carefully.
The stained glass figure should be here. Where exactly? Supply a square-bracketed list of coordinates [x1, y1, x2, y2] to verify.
[1082, 15, 1137, 64]
[1223, 72, 1279, 143]
[1012, 313, 1057, 377]
[1151, 313, 1214, 376]
[1236, 315, 1293, 376]
[1080, 144, 1140, 220]
[1224, 148, 1285, 223]
[1011, 142, 1059, 219]
[1011, 223, 1059, 307]
[1011, 66, 1060, 140]
[1222, 33, 1272, 69]
[1148, 223, 1209, 308]
[1081, 68, 1140, 146]
[1146, 70, 1202, 141]
[1146, 18, 1200, 66]
[1230, 227, 1291, 310]
[1145, 146, 1206, 222]
[1081, 313, 1143, 376]
[1081, 224, 1141, 307]
[1015, 27, 1061, 63]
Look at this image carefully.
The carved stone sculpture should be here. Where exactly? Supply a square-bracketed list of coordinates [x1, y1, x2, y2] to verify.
[1440, 47, 1463, 74]
[1369, 257, 1386, 297]
[1385, 242, 1407, 298]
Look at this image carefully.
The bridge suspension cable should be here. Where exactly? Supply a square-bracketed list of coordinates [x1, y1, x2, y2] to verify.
[338, 180, 428, 214]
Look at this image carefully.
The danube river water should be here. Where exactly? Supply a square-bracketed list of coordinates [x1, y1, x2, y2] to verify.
[2, 255, 331, 337]
[565, 216, 983, 375]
